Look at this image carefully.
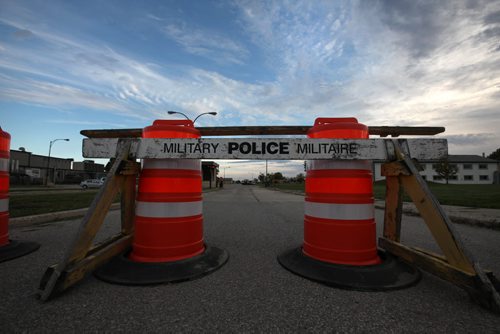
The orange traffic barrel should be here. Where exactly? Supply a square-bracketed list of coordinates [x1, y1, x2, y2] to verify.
[0, 127, 40, 263]
[304, 117, 380, 265]
[278, 118, 420, 291]
[130, 120, 204, 262]
[94, 120, 228, 284]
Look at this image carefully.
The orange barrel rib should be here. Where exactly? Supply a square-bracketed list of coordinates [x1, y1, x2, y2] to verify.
[0, 127, 10, 247]
[304, 117, 381, 265]
[129, 120, 205, 262]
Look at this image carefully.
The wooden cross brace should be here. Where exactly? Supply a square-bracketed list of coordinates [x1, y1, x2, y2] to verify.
[379, 140, 500, 313]
[38, 139, 140, 301]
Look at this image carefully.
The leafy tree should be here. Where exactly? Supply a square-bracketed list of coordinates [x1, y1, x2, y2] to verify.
[273, 172, 284, 180]
[296, 173, 305, 183]
[487, 148, 500, 160]
[434, 157, 458, 184]
[258, 173, 265, 183]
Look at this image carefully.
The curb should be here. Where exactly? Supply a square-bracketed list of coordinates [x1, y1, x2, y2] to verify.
[266, 187, 500, 230]
[10, 203, 121, 227]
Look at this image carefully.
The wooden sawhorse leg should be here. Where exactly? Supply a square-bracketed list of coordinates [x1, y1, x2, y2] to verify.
[38, 139, 140, 301]
[380, 139, 500, 313]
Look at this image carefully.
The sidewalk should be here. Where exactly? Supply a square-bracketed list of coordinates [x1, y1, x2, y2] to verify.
[373, 200, 500, 230]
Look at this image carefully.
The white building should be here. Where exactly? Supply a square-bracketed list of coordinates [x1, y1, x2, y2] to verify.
[373, 155, 500, 184]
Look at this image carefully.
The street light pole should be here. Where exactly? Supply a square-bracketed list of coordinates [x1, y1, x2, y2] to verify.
[193, 112, 217, 124]
[223, 166, 230, 179]
[167, 110, 190, 120]
[265, 160, 268, 187]
[46, 138, 70, 185]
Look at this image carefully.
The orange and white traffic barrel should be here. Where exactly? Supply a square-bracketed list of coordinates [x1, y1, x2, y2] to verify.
[278, 118, 420, 290]
[95, 120, 228, 285]
[304, 117, 380, 265]
[0, 127, 9, 248]
[0, 127, 40, 263]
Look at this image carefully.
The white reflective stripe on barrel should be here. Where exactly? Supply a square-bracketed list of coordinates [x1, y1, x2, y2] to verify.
[0, 198, 8, 212]
[143, 159, 201, 171]
[136, 201, 202, 218]
[305, 201, 374, 220]
[308, 160, 372, 171]
[0, 158, 9, 172]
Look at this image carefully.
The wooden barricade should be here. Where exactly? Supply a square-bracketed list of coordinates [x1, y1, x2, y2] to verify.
[380, 140, 500, 313]
[38, 140, 139, 301]
[37, 125, 500, 314]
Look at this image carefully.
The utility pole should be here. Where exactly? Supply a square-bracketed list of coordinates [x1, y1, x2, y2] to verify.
[46, 138, 70, 185]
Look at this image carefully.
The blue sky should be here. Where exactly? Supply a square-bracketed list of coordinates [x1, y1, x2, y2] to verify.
[1, 0, 499, 179]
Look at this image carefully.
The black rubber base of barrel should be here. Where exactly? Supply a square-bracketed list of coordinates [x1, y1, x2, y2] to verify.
[278, 247, 421, 291]
[0, 239, 41, 263]
[94, 245, 229, 285]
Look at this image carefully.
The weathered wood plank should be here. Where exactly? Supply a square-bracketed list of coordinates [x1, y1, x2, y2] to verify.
[38, 140, 133, 301]
[379, 238, 476, 288]
[387, 139, 475, 274]
[82, 138, 448, 161]
[382, 175, 403, 242]
[68, 174, 124, 264]
[39, 234, 132, 298]
[120, 174, 136, 235]
[80, 126, 445, 138]
[60, 234, 132, 291]
[380, 238, 500, 313]
[401, 172, 475, 274]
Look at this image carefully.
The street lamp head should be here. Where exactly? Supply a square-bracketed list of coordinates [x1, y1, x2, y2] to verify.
[64, 139, 70, 141]
[193, 111, 218, 124]
[167, 110, 190, 120]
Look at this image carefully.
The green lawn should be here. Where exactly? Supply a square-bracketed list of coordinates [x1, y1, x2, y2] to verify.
[9, 187, 220, 218]
[268, 181, 500, 209]
[9, 190, 108, 218]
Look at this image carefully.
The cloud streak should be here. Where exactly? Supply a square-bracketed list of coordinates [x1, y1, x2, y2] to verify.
[163, 22, 249, 65]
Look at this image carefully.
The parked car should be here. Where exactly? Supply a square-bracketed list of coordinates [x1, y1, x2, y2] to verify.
[80, 178, 105, 189]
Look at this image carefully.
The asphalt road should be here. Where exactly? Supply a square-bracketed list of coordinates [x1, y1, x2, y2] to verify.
[2, 184, 499, 332]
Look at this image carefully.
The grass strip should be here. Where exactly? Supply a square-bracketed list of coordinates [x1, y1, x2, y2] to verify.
[8, 191, 119, 218]
[268, 181, 500, 209]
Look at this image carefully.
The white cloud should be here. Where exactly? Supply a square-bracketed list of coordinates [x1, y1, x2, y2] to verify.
[163, 22, 249, 65]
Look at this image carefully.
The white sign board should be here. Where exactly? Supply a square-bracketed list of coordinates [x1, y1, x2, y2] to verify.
[83, 138, 447, 161]
[25, 168, 41, 178]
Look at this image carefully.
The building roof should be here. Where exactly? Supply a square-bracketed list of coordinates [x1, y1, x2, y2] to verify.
[375, 154, 499, 163]
[447, 155, 498, 163]
[202, 161, 219, 167]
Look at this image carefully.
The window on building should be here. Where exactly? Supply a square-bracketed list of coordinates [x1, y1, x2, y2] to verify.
[479, 175, 489, 181]
[463, 164, 472, 170]
[420, 164, 427, 170]
[432, 164, 439, 170]
[464, 175, 473, 181]
[421, 175, 427, 180]
[433, 175, 442, 181]
[449, 175, 458, 180]
[479, 164, 488, 169]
